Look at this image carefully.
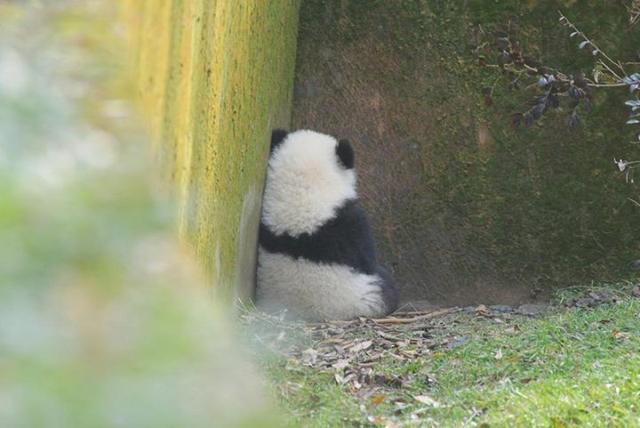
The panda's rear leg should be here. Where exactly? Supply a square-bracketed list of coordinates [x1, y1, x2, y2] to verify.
[375, 266, 399, 316]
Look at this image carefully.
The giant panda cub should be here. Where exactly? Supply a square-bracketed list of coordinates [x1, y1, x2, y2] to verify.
[256, 129, 399, 321]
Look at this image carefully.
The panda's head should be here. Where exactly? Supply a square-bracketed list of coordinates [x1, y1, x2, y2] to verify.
[262, 129, 358, 237]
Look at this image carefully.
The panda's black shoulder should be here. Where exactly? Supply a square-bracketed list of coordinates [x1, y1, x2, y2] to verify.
[327, 199, 369, 229]
[270, 129, 288, 153]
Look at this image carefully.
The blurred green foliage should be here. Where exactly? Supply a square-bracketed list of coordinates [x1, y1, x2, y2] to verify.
[0, 3, 278, 427]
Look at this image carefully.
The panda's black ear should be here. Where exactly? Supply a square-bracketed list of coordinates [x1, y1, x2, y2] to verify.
[336, 139, 355, 169]
[270, 129, 288, 153]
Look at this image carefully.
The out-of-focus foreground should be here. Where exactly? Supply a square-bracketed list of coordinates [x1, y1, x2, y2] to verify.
[0, 2, 278, 427]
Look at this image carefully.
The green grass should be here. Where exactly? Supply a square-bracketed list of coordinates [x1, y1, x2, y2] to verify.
[262, 283, 640, 427]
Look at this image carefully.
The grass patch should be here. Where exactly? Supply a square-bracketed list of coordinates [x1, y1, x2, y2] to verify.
[259, 283, 640, 426]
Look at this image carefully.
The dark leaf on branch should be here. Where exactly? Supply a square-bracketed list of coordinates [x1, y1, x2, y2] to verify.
[523, 56, 540, 69]
[512, 112, 524, 128]
[623, 76, 635, 85]
[567, 111, 581, 128]
[498, 51, 512, 65]
[532, 102, 546, 119]
[569, 85, 583, 99]
[523, 112, 534, 127]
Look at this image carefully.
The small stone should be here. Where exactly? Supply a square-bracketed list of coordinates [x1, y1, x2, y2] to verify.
[474, 304, 492, 317]
[516, 303, 549, 316]
[447, 336, 468, 349]
[574, 297, 595, 308]
[489, 305, 513, 313]
[589, 290, 613, 303]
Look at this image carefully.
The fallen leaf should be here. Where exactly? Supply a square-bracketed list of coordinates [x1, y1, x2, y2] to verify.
[370, 394, 385, 406]
[393, 401, 408, 415]
[366, 415, 386, 425]
[414, 395, 441, 407]
[494, 349, 503, 360]
[301, 348, 318, 366]
[350, 340, 373, 353]
[332, 359, 350, 370]
[612, 330, 631, 340]
[475, 304, 492, 317]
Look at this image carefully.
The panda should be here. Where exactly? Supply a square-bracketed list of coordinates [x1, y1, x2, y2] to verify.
[255, 129, 399, 321]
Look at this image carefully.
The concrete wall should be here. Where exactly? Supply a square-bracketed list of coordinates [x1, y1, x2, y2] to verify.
[119, 0, 300, 301]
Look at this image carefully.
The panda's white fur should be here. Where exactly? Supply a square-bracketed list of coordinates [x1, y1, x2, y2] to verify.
[256, 248, 388, 320]
[261, 130, 357, 237]
[256, 129, 398, 321]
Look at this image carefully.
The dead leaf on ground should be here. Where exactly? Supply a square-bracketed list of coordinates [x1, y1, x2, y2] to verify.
[475, 304, 492, 317]
[350, 340, 373, 353]
[504, 325, 520, 334]
[612, 330, 631, 340]
[370, 394, 385, 406]
[414, 394, 441, 407]
[332, 359, 350, 370]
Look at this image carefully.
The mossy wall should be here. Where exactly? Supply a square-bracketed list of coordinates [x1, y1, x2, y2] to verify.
[118, 1, 300, 301]
[294, 0, 640, 305]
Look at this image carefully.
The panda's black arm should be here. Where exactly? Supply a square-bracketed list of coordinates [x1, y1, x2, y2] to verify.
[335, 200, 379, 274]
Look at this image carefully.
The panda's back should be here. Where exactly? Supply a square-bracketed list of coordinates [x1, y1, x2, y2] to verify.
[255, 129, 398, 321]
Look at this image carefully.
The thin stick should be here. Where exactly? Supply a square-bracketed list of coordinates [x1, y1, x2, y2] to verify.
[559, 11, 626, 78]
[372, 307, 460, 324]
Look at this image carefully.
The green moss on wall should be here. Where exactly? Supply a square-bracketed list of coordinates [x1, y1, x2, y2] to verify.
[120, 0, 300, 301]
[294, 0, 640, 304]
